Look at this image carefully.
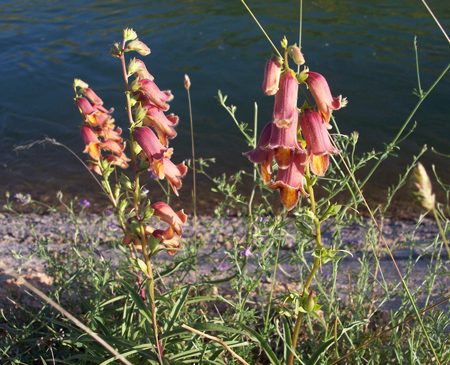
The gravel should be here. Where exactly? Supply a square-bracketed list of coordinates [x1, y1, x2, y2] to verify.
[1, 211, 448, 311]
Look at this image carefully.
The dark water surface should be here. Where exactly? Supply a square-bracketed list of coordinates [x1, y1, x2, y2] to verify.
[1, 0, 449, 216]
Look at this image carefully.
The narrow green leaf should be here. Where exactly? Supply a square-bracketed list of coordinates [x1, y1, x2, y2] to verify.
[120, 279, 153, 325]
[241, 324, 281, 365]
[163, 285, 191, 334]
[281, 317, 292, 364]
[185, 296, 220, 305]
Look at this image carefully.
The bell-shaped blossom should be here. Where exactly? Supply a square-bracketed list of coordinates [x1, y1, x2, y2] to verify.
[268, 113, 303, 169]
[300, 108, 340, 176]
[104, 154, 130, 169]
[133, 79, 173, 111]
[152, 149, 187, 196]
[143, 106, 178, 146]
[97, 126, 123, 143]
[152, 229, 182, 256]
[269, 151, 309, 211]
[305, 72, 345, 127]
[76, 97, 114, 129]
[244, 123, 274, 184]
[273, 71, 298, 128]
[301, 109, 340, 156]
[263, 57, 281, 96]
[134, 126, 166, 160]
[122, 226, 181, 256]
[151, 202, 187, 239]
[99, 139, 127, 157]
[84, 88, 103, 105]
[134, 127, 187, 196]
[81, 126, 101, 160]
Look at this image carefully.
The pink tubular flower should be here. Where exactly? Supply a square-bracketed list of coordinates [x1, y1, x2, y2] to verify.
[97, 126, 123, 143]
[269, 112, 303, 169]
[76, 96, 114, 129]
[134, 126, 167, 160]
[151, 202, 187, 239]
[305, 72, 345, 127]
[263, 57, 281, 96]
[99, 139, 126, 157]
[133, 79, 173, 111]
[301, 109, 340, 156]
[104, 154, 130, 169]
[134, 127, 187, 196]
[273, 71, 299, 128]
[269, 151, 309, 211]
[244, 123, 274, 184]
[152, 149, 187, 196]
[153, 230, 182, 256]
[84, 88, 103, 105]
[300, 108, 340, 176]
[81, 125, 101, 160]
[143, 106, 179, 146]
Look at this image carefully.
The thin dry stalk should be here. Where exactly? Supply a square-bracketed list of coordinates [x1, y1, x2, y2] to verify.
[181, 324, 250, 365]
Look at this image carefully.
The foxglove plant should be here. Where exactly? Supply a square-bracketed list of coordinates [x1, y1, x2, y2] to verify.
[244, 36, 347, 364]
[73, 28, 187, 363]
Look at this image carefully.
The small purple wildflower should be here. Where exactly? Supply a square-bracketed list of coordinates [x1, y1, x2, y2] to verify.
[14, 193, 31, 205]
[261, 216, 268, 223]
[79, 199, 90, 208]
[150, 172, 157, 180]
[219, 263, 229, 271]
[104, 209, 112, 216]
[142, 187, 149, 195]
[200, 270, 206, 276]
[107, 224, 118, 231]
[220, 218, 230, 226]
[242, 248, 252, 257]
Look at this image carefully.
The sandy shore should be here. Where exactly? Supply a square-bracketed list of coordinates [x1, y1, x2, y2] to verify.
[1, 211, 448, 310]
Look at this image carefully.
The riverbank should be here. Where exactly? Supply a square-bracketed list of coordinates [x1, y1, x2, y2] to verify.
[1, 211, 447, 288]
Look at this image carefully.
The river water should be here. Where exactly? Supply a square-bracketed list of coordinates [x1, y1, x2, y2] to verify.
[1, 0, 449, 215]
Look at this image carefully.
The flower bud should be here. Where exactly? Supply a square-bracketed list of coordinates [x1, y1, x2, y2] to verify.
[74, 79, 89, 89]
[288, 44, 305, 65]
[263, 57, 282, 96]
[409, 163, 435, 210]
[303, 290, 315, 312]
[123, 28, 138, 42]
[184, 74, 191, 90]
[126, 40, 151, 56]
[110, 42, 121, 58]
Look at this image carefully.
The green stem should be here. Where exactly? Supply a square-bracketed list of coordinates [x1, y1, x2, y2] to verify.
[433, 208, 450, 258]
[264, 231, 283, 333]
[240, 0, 283, 60]
[248, 102, 258, 216]
[288, 165, 322, 365]
[119, 42, 162, 363]
[187, 86, 197, 231]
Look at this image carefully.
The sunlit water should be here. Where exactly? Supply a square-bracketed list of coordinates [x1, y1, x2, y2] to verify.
[1, 0, 449, 215]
